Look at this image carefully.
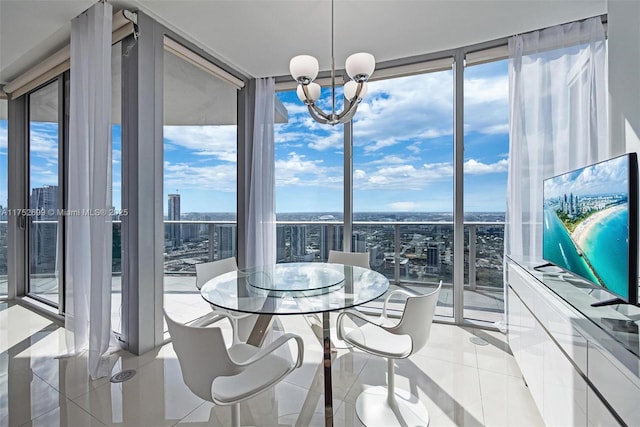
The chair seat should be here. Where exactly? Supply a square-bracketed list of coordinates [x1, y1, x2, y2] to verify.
[343, 322, 412, 359]
[212, 343, 295, 404]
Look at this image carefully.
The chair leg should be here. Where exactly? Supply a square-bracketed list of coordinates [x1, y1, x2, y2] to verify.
[231, 402, 240, 427]
[386, 358, 398, 408]
[354, 357, 430, 426]
[231, 317, 240, 345]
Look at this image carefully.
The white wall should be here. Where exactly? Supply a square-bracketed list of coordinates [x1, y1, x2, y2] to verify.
[608, 0, 640, 153]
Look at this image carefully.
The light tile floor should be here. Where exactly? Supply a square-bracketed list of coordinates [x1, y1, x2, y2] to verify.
[0, 301, 542, 427]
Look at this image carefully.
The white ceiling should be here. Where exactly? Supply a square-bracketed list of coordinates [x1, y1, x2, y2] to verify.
[0, 0, 607, 85]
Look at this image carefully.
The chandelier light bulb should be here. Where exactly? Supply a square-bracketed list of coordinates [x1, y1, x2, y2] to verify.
[290, 55, 320, 84]
[344, 80, 368, 102]
[297, 82, 321, 104]
[345, 52, 376, 82]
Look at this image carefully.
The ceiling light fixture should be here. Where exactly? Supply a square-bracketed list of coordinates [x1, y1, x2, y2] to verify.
[289, 0, 375, 126]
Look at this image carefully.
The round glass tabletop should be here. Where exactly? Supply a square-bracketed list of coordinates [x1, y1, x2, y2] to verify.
[245, 263, 346, 295]
[200, 262, 389, 315]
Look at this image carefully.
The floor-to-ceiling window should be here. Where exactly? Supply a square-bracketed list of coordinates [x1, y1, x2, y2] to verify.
[0, 99, 6, 298]
[463, 59, 509, 324]
[111, 42, 124, 338]
[352, 70, 455, 318]
[27, 79, 63, 307]
[162, 40, 238, 326]
[275, 88, 344, 263]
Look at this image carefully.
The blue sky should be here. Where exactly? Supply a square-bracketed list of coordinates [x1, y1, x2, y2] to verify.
[0, 60, 509, 215]
[273, 60, 509, 213]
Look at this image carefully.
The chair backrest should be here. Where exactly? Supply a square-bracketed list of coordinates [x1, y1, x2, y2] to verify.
[392, 281, 442, 356]
[195, 257, 238, 289]
[328, 250, 370, 269]
[164, 310, 237, 402]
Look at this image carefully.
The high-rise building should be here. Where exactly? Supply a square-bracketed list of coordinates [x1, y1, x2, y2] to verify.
[217, 224, 236, 259]
[369, 244, 385, 268]
[351, 230, 367, 254]
[276, 225, 287, 262]
[289, 225, 307, 261]
[167, 194, 181, 248]
[425, 242, 442, 274]
[321, 225, 343, 261]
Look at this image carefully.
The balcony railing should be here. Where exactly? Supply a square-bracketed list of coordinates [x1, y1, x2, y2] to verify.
[161, 220, 505, 291]
[0, 219, 505, 297]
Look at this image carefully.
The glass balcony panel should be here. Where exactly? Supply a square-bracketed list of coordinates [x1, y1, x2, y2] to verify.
[162, 221, 237, 327]
[463, 223, 505, 324]
[276, 223, 343, 264]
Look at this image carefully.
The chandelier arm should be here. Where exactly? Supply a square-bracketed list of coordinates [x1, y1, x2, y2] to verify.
[334, 80, 365, 123]
[307, 104, 331, 124]
[335, 101, 360, 124]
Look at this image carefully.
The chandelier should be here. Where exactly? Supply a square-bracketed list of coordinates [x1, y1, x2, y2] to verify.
[289, 0, 375, 126]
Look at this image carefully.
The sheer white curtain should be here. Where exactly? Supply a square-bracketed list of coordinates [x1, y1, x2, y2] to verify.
[506, 17, 609, 261]
[246, 78, 276, 267]
[65, 2, 117, 379]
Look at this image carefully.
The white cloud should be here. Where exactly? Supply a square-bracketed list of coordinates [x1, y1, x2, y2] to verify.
[368, 155, 415, 165]
[164, 125, 236, 162]
[464, 158, 509, 174]
[352, 72, 454, 150]
[30, 125, 59, 164]
[388, 201, 424, 211]
[0, 127, 6, 149]
[465, 74, 509, 135]
[164, 161, 236, 193]
[275, 152, 342, 188]
[465, 75, 508, 104]
[354, 161, 452, 191]
[308, 130, 343, 151]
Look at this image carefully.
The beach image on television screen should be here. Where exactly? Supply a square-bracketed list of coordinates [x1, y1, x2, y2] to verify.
[543, 155, 631, 299]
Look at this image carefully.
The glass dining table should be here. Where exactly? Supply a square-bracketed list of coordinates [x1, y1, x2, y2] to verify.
[200, 262, 389, 427]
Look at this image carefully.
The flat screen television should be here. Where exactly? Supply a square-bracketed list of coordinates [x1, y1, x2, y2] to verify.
[542, 153, 639, 306]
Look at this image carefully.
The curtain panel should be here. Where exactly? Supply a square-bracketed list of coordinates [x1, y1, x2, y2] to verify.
[506, 17, 609, 262]
[246, 78, 276, 268]
[66, 1, 117, 379]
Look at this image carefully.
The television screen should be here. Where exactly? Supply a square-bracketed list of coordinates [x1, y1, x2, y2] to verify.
[543, 153, 638, 305]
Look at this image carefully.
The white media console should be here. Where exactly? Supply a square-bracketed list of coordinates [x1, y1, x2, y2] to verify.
[506, 257, 640, 426]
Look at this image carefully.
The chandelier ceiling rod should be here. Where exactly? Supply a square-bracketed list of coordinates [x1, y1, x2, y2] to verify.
[330, 0, 335, 118]
[289, 0, 375, 126]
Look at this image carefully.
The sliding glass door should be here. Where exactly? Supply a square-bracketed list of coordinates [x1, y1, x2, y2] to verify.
[27, 79, 63, 307]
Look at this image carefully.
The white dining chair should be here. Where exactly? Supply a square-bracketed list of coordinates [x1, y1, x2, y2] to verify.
[336, 281, 442, 426]
[165, 310, 304, 427]
[327, 249, 370, 269]
[195, 257, 252, 344]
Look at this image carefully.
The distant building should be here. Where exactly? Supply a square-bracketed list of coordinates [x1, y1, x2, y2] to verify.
[276, 225, 287, 262]
[425, 242, 442, 274]
[369, 244, 385, 268]
[351, 230, 367, 254]
[217, 224, 236, 259]
[182, 223, 199, 242]
[321, 225, 343, 261]
[289, 225, 307, 261]
[168, 194, 181, 248]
